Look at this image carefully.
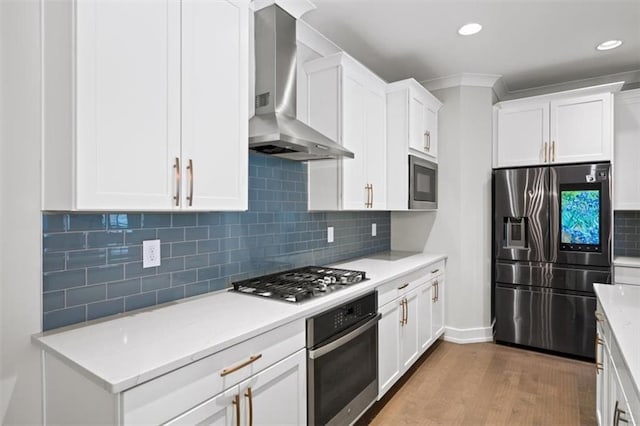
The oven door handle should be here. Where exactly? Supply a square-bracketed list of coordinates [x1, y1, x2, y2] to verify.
[308, 313, 381, 360]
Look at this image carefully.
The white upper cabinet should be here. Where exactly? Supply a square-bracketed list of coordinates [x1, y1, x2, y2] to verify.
[495, 101, 550, 167]
[386, 79, 442, 210]
[304, 53, 387, 210]
[550, 94, 612, 164]
[42, 0, 248, 211]
[388, 79, 442, 162]
[493, 83, 619, 168]
[614, 89, 640, 210]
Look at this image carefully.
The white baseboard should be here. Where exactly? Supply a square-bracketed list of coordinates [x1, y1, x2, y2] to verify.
[443, 324, 494, 344]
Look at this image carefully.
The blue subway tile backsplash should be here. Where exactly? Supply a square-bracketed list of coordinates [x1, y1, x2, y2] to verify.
[42, 154, 391, 330]
[614, 211, 640, 257]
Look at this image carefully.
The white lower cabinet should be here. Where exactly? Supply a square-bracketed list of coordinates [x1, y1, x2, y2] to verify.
[596, 303, 639, 426]
[377, 262, 446, 399]
[43, 320, 306, 425]
[166, 349, 306, 425]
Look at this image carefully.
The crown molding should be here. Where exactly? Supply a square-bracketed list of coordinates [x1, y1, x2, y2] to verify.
[252, 0, 316, 19]
[421, 73, 502, 92]
[498, 69, 640, 101]
[297, 20, 342, 57]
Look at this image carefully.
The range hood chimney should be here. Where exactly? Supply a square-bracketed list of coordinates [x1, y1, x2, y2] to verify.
[248, 5, 354, 161]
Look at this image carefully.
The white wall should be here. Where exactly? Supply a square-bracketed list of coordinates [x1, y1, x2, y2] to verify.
[391, 85, 494, 343]
[0, 0, 43, 424]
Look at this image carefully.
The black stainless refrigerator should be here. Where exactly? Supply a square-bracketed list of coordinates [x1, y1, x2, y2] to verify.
[492, 162, 611, 359]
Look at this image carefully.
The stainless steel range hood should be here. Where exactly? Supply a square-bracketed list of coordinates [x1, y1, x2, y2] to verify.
[249, 5, 354, 161]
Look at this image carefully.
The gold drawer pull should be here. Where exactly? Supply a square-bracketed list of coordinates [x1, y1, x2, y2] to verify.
[398, 283, 409, 290]
[430, 268, 440, 274]
[220, 354, 262, 377]
[232, 394, 240, 426]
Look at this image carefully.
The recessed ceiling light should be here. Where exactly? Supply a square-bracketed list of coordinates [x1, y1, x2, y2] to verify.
[596, 40, 623, 51]
[458, 23, 482, 36]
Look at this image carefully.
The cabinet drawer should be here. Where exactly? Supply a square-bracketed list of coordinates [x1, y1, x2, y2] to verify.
[121, 320, 305, 425]
[377, 267, 429, 307]
[615, 266, 640, 286]
[426, 260, 445, 280]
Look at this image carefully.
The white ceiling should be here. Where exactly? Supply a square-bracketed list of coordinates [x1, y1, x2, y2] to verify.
[301, 0, 640, 93]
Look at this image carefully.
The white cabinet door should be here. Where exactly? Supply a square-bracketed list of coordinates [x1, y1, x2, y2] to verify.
[166, 350, 306, 426]
[424, 102, 439, 160]
[494, 101, 549, 168]
[241, 349, 306, 426]
[341, 73, 368, 210]
[614, 89, 640, 210]
[550, 93, 612, 164]
[75, 0, 181, 210]
[181, 0, 248, 211]
[408, 87, 439, 161]
[432, 276, 445, 339]
[365, 88, 387, 210]
[409, 93, 427, 154]
[418, 280, 433, 353]
[378, 299, 401, 398]
[400, 290, 419, 371]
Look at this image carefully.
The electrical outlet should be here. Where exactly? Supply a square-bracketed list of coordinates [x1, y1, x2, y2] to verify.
[372, 223, 377, 237]
[143, 239, 161, 268]
[327, 226, 334, 243]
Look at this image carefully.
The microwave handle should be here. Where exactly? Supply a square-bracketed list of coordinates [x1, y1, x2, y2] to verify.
[308, 313, 381, 359]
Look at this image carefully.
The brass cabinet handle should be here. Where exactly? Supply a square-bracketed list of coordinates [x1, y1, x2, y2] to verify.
[402, 298, 408, 325]
[245, 387, 254, 426]
[424, 130, 431, 151]
[364, 184, 370, 208]
[173, 157, 181, 207]
[186, 159, 194, 207]
[595, 311, 605, 323]
[614, 400, 619, 425]
[404, 298, 409, 325]
[370, 184, 374, 208]
[220, 354, 262, 377]
[543, 142, 548, 162]
[398, 283, 409, 290]
[434, 280, 439, 302]
[400, 298, 405, 325]
[551, 140, 556, 162]
[431, 268, 440, 274]
[432, 282, 437, 302]
[232, 394, 240, 426]
[595, 335, 604, 374]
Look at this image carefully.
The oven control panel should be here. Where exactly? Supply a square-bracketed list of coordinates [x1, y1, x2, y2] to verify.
[307, 291, 377, 348]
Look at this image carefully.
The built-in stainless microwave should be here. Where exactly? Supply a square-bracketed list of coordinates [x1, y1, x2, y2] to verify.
[409, 155, 437, 209]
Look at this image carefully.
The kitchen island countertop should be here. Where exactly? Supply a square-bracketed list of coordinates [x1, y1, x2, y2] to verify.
[33, 251, 445, 393]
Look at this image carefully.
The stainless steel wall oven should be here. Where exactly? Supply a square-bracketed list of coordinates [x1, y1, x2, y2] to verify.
[306, 292, 380, 426]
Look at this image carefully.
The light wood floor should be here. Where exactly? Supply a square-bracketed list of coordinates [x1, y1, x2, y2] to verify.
[358, 341, 596, 426]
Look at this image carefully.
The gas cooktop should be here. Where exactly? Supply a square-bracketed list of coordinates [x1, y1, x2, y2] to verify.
[231, 266, 367, 303]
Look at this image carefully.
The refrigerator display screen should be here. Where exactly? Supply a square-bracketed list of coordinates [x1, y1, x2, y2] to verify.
[560, 186, 601, 250]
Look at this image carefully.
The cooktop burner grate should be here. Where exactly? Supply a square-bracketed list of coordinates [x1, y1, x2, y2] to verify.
[231, 266, 367, 303]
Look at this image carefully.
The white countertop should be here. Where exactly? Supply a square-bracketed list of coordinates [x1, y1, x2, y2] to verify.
[33, 251, 445, 393]
[594, 283, 640, 397]
[614, 256, 640, 268]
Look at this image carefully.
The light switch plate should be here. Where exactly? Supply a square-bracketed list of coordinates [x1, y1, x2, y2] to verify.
[327, 227, 334, 243]
[143, 239, 161, 268]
